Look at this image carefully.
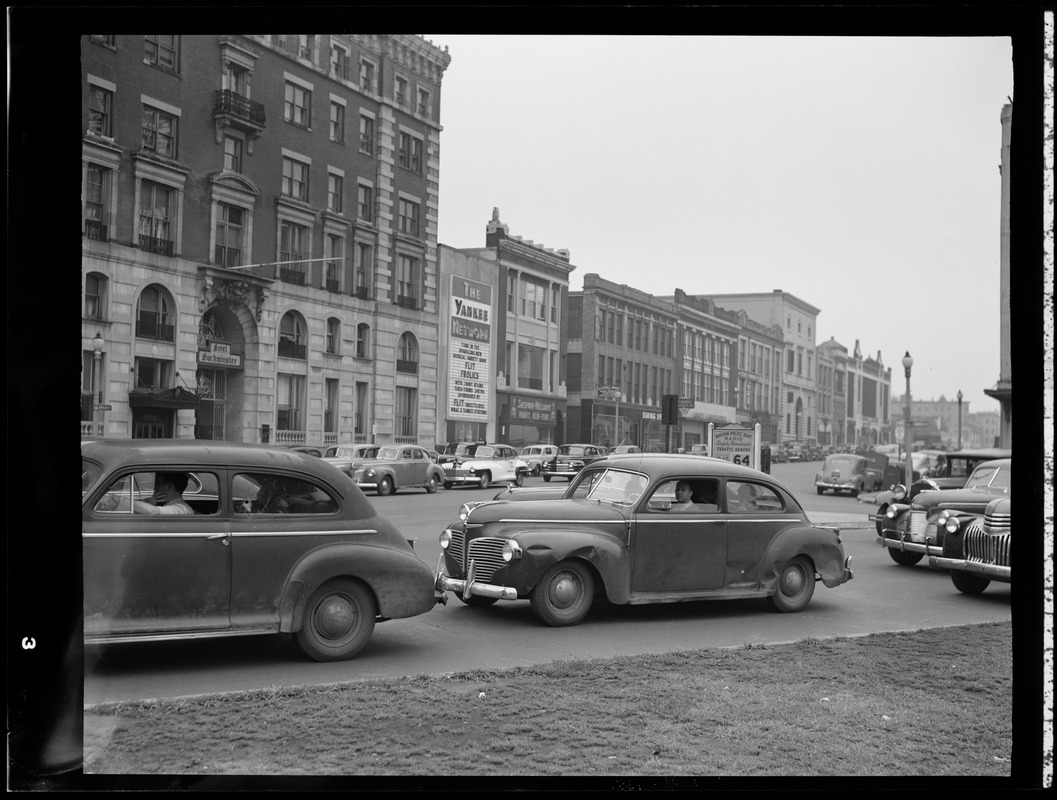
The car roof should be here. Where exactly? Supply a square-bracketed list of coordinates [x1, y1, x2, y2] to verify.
[593, 452, 771, 480]
[973, 458, 1011, 468]
[81, 438, 346, 481]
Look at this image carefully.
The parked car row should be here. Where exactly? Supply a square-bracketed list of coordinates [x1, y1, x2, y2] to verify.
[81, 437, 1008, 667]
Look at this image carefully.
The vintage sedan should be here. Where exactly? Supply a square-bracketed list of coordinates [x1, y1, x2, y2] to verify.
[349, 445, 446, 495]
[876, 457, 1011, 567]
[519, 444, 559, 476]
[435, 453, 853, 626]
[872, 448, 1011, 534]
[541, 443, 609, 482]
[442, 443, 528, 489]
[814, 453, 871, 496]
[322, 443, 380, 472]
[928, 497, 1011, 594]
[82, 439, 439, 661]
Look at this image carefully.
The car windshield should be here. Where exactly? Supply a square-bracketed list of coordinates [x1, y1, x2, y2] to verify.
[376, 447, 399, 459]
[561, 445, 588, 457]
[824, 456, 858, 469]
[572, 468, 647, 506]
[964, 464, 1011, 491]
[472, 446, 495, 458]
[82, 459, 102, 496]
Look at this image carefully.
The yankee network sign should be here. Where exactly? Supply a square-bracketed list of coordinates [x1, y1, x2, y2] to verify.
[448, 276, 493, 420]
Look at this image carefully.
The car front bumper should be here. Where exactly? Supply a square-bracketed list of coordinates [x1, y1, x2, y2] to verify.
[434, 554, 518, 600]
[443, 471, 486, 485]
[928, 555, 1011, 580]
[876, 531, 943, 557]
[815, 480, 858, 491]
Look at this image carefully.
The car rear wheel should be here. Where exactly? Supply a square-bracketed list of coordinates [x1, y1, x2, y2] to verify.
[767, 556, 815, 613]
[816, 487, 824, 495]
[425, 474, 439, 493]
[376, 476, 394, 496]
[850, 485, 860, 498]
[542, 475, 551, 482]
[444, 481, 453, 490]
[295, 578, 376, 662]
[887, 547, 923, 566]
[531, 464, 541, 477]
[514, 471, 525, 487]
[530, 560, 594, 626]
[951, 570, 991, 594]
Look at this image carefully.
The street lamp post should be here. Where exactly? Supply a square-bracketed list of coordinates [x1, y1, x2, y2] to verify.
[902, 351, 913, 485]
[92, 331, 105, 436]
[956, 390, 963, 450]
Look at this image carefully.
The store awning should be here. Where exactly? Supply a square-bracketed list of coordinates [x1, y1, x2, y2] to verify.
[128, 386, 200, 409]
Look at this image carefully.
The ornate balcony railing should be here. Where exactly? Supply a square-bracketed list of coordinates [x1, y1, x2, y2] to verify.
[280, 267, 306, 286]
[136, 314, 175, 342]
[140, 235, 174, 257]
[277, 340, 306, 360]
[396, 359, 418, 374]
[84, 220, 109, 241]
[273, 429, 305, 446]
[213, 89, 267, 127]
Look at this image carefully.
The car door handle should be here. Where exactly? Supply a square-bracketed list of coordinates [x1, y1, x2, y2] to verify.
[207, 532, 231, 546]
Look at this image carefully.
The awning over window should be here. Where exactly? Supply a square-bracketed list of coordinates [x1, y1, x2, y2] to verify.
[128, 386, 200, 409]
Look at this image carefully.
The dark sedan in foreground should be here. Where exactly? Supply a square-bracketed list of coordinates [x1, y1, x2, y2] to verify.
[929, 496, 1011, 594]
[82, 438, 440, 661]
[435, 453, 853, 626]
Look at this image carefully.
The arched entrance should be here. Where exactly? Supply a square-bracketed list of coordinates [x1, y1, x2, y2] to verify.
[195, 305, 249, 442]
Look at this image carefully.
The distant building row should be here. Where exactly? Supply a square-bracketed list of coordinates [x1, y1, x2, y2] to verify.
[82, 35, 982, 453]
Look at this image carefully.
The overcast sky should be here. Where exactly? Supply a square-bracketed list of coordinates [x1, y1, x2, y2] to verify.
[422, 34, 1014, 415]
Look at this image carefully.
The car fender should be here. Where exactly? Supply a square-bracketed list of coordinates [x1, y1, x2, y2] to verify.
[760, 526, 849, 590]
[280, 543, 436, 632]
[426, 464, 446, 483]
[492, 527, 629, 601]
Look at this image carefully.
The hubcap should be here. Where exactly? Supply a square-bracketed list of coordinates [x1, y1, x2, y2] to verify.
[782, 567, 804, 595]
[317, 595, 355, 639]
[551, 573, 579, 607]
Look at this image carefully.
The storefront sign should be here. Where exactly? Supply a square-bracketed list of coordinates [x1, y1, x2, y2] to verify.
[448, 276, 493, 420]
[197, 342, 242, 368]
[508, 396, 557, 423]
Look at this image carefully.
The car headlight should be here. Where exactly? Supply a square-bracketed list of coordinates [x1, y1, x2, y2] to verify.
[815, 473, 822, 481]
[943, 515, 963, 535]
[366, 468, 376, 478]
[440, 529, 452, 549]
[459, 503, 473, 522]
[885, 506, 899, 519]
[501, 540, 522, 562]
[892, 485, 907, 500]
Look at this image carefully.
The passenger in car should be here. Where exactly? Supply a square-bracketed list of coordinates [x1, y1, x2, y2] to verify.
[133, 472, 195, 515]
[672, 481, 696, 511]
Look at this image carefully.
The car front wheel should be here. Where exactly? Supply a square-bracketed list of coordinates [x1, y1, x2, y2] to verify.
[295, 578, 376, 661]
[951, 570, 991, 594]
[530, 560, 594, 627]
[767, 556, 815, 613]
[887, 547, 923, 566]
[376, 476, 394, 496]
[514, 471, 525, 487]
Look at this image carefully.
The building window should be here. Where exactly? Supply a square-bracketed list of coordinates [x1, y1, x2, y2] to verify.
[278, 312, 307, 359]
[281, 156, 309, 201]
[394, 75, 408, 106]
[88, 85, 113, 137]
[277, 373, 305, 432]
[136, 285, 175, 341]
[354, 242, 372, 299]
[356, 323, 370, 359]
[329, 101, 345, 143]
[417, 87, 431, 117]
[325, 378, 340, 434]
[354, 381, 368, 435]
[394, 255, 419, 309]
[84, 273, 106, 320]
[223, 61, 248, 95]
[517, 343, 545, 391]
[90, 35, 115, 47]
[327, 172, 343, 213]
[520, 280, 547, 321]
[142, 105, 177, 157]
[359, 58, 376, 93]
[84, 163, 111, 241]
[279, 221, 309, 284]
[395, 386, 417, 438]
[297, 35, 313, 61]
[398, 198, 419, 237]
[330, 44, 350, 80]
[397, 332, 418, 374]
[133, 356, 174, 392]
[325, 233, 343, 292]
[325, 318, 340, 354]
[144, 35, 179, 73]
[138, 181, 174, 255]
[284, 82, 311, 128]
[787, 350, 795, 373]
[214, 203, 244, 267]
[359, 114, 374, 154]
[357, 183, 373, 221]
[398, 132, 423, 173]
[223, 135, 243, 172]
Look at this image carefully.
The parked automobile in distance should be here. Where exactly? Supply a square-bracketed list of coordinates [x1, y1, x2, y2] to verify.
[323, 443, 380, 472]
[82, 439, 439, 661]
[282, 444, 324, 457]
[814, 453, 872, 497]
[770, 448, 788, 464]
[929, 497, 1011, 594]
[349, 445, 446, 495]
[541, 443, 609, 482]
[688, 443, 709, 457]
[862, 451, 889, 491]
[435, 441, 482, 466]
[876, 457, 1011, 567]
[611, 444, 642, 454]
[872, 448, 1011, 534]
[442, 443, 528, 489]
[519, 444, 559, 476]
[436, 453, 853, 626]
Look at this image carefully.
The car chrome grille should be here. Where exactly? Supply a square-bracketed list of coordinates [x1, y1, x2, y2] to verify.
[445, 532, 508, 582]
[983, 511, 1011, 535]
[964, 523, 1011, 567]
[908, 510, 930, 539]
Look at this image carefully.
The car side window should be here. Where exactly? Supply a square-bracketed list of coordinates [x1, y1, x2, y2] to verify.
[646, 479, 719, 512]
[726, 481, 783, 513]
[92, 471, 220, 515]
[233, 472, 339, 514]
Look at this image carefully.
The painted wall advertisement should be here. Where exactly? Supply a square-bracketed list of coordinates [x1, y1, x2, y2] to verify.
[448, 276, 492, 420]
